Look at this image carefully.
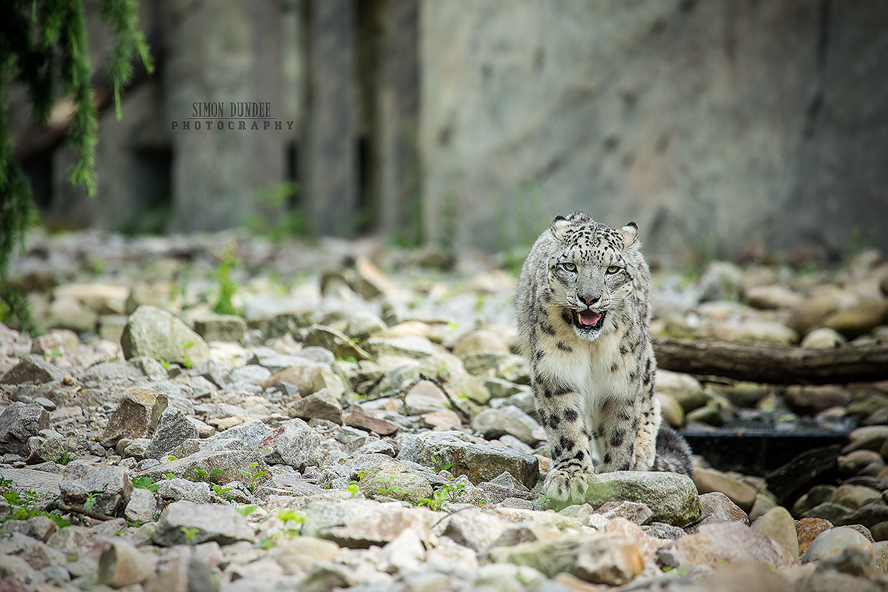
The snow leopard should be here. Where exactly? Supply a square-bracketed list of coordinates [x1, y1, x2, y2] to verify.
[515, 212, 693, 504]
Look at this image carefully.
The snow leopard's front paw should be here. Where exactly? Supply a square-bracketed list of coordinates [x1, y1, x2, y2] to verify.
[542, 466, 594, 510]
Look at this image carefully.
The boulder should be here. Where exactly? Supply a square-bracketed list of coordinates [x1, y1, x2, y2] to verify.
[120, 305, 210, 366]
[0, 356, 66, 385]
[100, 388, 169, 447]
[577, 471, 701, 527]
[152, 501, 255, 546]
[0, 403, 50, 457]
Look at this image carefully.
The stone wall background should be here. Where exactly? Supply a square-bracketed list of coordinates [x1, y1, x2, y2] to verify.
[13, 0, 888, 266]
[421, 0, 888, 265]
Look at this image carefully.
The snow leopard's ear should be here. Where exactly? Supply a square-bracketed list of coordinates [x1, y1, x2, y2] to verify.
[620, 222, 640, 249]
[549, 215, 571, 241]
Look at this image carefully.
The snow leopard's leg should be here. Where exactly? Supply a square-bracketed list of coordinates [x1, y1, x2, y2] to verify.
[536, 383, 595, 504]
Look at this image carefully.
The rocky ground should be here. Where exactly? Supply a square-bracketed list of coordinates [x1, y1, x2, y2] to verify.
[1, 230, 888, 592]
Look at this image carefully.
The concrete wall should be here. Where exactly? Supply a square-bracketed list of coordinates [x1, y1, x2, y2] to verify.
[420, 0, 888, 265]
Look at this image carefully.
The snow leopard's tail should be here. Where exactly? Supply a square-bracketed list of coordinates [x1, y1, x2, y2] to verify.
[653, 426, 694, 478]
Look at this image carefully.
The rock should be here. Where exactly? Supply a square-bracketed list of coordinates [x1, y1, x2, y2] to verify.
[2, 516, 58, 543]
[690, 562, 794, 592]
[0, 468, 63, 506]
[228, 364, 272, 385]
[744, 285, 804, 310]
[593, 500, 653, 525]
[656, 370, 707, 412]
[656, 393, 685, 427]
[405, 381, 453, 417]
[0, 531, 67, 570]
[445, 374, 491, 405]
[342, 311, 388, 342]
[843, 500, 888, 529]
[358, 460, 433, 504]
[303, 325, 372, 361]
[377, 527, 426, 574]
[658, 522, 793, 570]
[699, 262, 744, 302]
[788, 289, 850, 336]
[452, 330, 510, 356]
[256, 419, 321, 470]
[101, 388, 169, 447]
[803, 502, 854, 524]
[54, 282, 129, 314]
[797, 517, 833, 555]
[801, 327, 847, 349]
[0, 355, 66, 385]
[824, 299, 888, 339]
[398, 432, 539, 489]
[801, 526, 875, 570]
[363, 336, 441, 359]
[261, 362, 344, 397]
[834, 484, 883, 510]
[192, 315, 247, 343]
[152, 501, 255, 546]
[60, 460, 132, 517]
[30, 330, 79, 355]
[0, 403, 50, 457]
[471, 408, 536, 446]
[488, 533, 643, 586]
[276, 537, 340, 575]
[98, 539, 156, 588]
[708, 319, 799, 345]
[137, 447, 270, 489]
[437, 509, 513, 551]
[685, 492, 748, 533]
[838, 449, 883, 477]
[288, 388, 343, 424]
[692, 468, 757, 513]
[125, 487, 157, 524]
[751, 506, 799, 562]
[121, 305, 210, 366]
[301, 499, 436, 548]
[147, 407, 200, 460]
[48, 295, 98, 333]
[343, 405, 399, 436]
[575, 471, 701, 527]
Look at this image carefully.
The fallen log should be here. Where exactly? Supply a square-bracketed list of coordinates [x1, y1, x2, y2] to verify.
[652, 336, 888, 385]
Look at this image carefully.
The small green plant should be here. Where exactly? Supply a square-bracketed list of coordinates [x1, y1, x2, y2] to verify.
[239, 462, 269, 494]
[160, 359, 171, 369]
[431, 456, 452, 475]
[277, 509, 304, 538]
[346, 480, 360, 498]
[53, 441, 73, 466]
[186, 467, 225, 483]
[43, 347, 61, 361]
[417, 479, 466, 512]
[374, 476, 401, 497]
[212, 483, 234, 500]
[132, 476, 160, 493]
[212, 242, 241, 315]
[257, 536, 279, 550]
[181, 527, 199, 546]
[83, 493, 96, 511]
[337, 355, 358, 364]
[237, 505, 258, 517]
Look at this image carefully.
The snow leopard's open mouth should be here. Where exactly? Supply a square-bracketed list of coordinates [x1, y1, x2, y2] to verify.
[574, 309, 606, 331]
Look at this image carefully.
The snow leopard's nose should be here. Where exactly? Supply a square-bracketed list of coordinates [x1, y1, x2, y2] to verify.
[579, 294, 599, 306]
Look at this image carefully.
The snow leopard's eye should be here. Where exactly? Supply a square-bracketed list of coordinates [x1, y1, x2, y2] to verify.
[606, 265, 621, 274]
[561, 262, 577, 272]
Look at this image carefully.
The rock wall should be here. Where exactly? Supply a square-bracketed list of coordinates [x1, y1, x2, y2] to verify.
[420, 0, 888, 264]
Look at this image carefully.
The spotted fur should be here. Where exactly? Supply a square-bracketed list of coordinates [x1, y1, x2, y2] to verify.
[515, 212, 693, 504]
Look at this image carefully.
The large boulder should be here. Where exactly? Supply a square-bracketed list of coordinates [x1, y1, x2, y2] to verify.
[120, 305, 210, 366]
[0, 403, 51, 457]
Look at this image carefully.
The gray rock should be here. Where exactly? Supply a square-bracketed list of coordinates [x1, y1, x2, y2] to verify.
[120, 305, 210, 366]
[148, 407, 200, 459]
[357, 460, 433, 504]
[288, 388, 343, 424]
[566, 471, 701, 527]
[303, 325, 373, 361]
[122, 438, 152, 460]
[699, 262, 744, 302]
[301, 499, 437, 548]
[256, 418, 320, 470]
[642, 522, 687, 540]
[398, 432, 539, 489]
[127, 356, 170, 381]
[0, 402, 51, 456]
[97, 539, 157, 588]
[363, 336, 441, 359]
[0, 531, 67, 570]
[210, 419, 271, 449]
[657, 522, 793, 570]
[343, 311, 387, 342]
[593, 500, 653, 525]
[152, 501, 256, 546]
[487, 533, 644, 586]
[471, 408, 537, 446]
[751, 505, 799, 562]
[685, 491, 748, 534]
[801, 525, 875, 570]
[193, 315, 247, 343]
[155, 478, 212, 503]
[0, 468, 63, 507]
[1, 516, 59, 543]
[0, 355, 66, 385]
[60, 460, 132, 517]
[437, 509, 513, 551]
[803, 501, 854, 524]
[228, 364, 273, 385]
[78, 360, 144, 382]
[124, 487, 157, 524]
[136, 447, 270, 489]
[247, 347, 310, 372]
[101, 388, 169, 447]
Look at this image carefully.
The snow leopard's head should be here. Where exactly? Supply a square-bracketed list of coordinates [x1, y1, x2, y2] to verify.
[545, 212, 642, 341]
